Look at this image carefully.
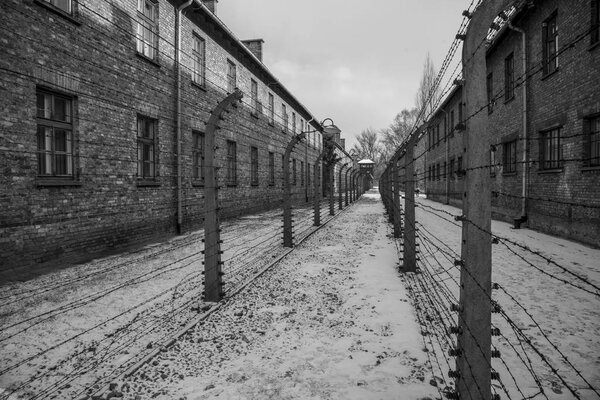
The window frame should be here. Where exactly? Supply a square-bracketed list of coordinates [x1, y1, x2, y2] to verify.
[36, 88, 76, 181]
[226, 140, 237, 186]
[487, 72, 494, 114]
[539, 127, 562, 171]
[542, 12, 559, 77]
[250, 79, 259, 115]
[504, 52, 515, 102]
[268, 93, 274, 125]
[136, 0, 159, 62]
[192, 33, 206, 87]
[282, 104, 288, 133]
[250, 146, 259, 186]
[292, 159, 297, 185]
[268, 151, 275, 186]
[192, 130, 205, 185]
[227, 60, 237, 93]
[502, 139, 517, 174]
[136, 115, 159, 182]
[584, 114, 600, 167]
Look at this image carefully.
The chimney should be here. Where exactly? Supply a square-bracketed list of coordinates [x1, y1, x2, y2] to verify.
[242, 39, 264, 62]
[202, 0, 217, 14]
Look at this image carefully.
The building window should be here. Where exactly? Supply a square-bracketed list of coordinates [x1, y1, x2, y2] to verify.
[540, 128, 561, 170]
[457, 156, 463, 178]
[504, 52, 515, 101]
[42, 0, 72, 14]
[192, 34, 206, 86]
[307, 163, 311, 187]
[458, 102, 464, 124]
[226, 140, 237, 185]
[449, 158, 455, 179]
[487, 72, 494, 113]
[584, 115, 600, 167]
[450, 110, 455, 137]
[36, 89, 74, 177]
[542, 12, 558, 76]
[136, 0, 158, 61]
[592, 0, 600, 45]
[292, 112, 296, 134]
[137, 115, 157, 180]
[292, 159, 297, 185]
[192, 131, 204, 184]
[300, 161, 305, 186]
[437, 163, 441, 181]
[250, 146, 259, 186]
[251, 79, 258, 113]
[227, 60, 236, 93]
[268, 93, 274, 124]
[268, 152, 275, 186]
[503, 140, 517, 173]
[443, 161, 447, 179]
[436, 124, 440, 145]
[282, 104, 288, 133]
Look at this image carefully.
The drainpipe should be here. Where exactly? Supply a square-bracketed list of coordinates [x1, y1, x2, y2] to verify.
[508, 21, 528, 226]
[175, 0, 194, 234]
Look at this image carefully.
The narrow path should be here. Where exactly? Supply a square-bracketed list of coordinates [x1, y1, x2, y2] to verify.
[122, 191, 437, 400]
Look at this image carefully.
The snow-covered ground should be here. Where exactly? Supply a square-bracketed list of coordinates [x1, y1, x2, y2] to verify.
[1, 190, 598, 400]
[411, 194, 600, 400]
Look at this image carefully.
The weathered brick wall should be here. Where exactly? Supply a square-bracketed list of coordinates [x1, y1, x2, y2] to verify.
[0, 0, 327, 274]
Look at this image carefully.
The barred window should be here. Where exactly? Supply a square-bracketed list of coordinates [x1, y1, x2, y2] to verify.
[540, 128, 562, 170]
[42, 0, 72, 14]
[137, 115, 157, 179]
[226, 140, 237, 185]
[542, 12, 559, 76]
[192, 131, 204, 183]
[250, 146, 259, 186]
[268, 152, 275, 186]
[503, 140, 517, 173]
[584, 115, 600, 167]
[227, 60, 236, 93]
[137, 0, 158, 60]
[192, 34, 206, 86]
[504, 52, 515, 101]
[36, 89, 74, 177]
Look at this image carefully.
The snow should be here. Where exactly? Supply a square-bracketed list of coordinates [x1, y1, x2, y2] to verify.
[1, 190, 598, 400]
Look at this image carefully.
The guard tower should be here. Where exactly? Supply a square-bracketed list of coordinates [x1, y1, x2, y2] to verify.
[358, 159, 375, 190]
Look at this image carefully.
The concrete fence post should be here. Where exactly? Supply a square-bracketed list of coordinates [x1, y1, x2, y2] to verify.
[313, 152, 324, 226]
[393, 155, 402, 238]
[338, 163, 347, 211]
[203, 90, 243, 302]
[283, 133, 306, 248]
[403, 134, 417, 273]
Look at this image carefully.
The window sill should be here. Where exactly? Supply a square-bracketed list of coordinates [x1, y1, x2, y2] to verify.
[538, 168, 563, 174]
[541, 68, 558, 81]
[136, 53, 160, 68]
[588, 40, 600, 52]
[137, 180, 160, 187]
[34, 0, 81, 25]
[36, 179, 82, 187]
[191, 81, 207, 92]
[581, 165, 600, 172]
[502, 171, 517, 176]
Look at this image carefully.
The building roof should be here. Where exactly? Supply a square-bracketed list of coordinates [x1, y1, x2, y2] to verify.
[182, 0, 324, 131]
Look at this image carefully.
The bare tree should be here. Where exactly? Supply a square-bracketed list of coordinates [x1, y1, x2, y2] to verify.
[414, 53, 441, 124]
[380, 108, 419, 161]
[351, 128, 380, 162]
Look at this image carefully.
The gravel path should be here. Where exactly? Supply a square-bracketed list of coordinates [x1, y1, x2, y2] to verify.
[117, 192, 437, 400]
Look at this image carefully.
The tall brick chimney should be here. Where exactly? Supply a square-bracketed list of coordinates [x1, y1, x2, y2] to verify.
[242, 39, 264, 62]
[202, 0, 217, 14]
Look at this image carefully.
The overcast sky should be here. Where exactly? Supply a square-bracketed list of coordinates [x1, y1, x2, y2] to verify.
[218, 0, 470, 148]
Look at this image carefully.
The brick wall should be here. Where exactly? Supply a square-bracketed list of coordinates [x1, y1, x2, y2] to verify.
[0, 0, 328, 274]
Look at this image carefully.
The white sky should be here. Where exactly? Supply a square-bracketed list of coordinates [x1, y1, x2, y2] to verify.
[218, 0, 471, 149]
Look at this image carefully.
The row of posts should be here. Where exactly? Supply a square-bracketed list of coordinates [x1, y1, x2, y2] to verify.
[202, 89, 366, 305]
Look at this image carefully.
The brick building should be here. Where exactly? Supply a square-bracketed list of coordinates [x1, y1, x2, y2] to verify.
[423, 0, 600, 247]
[0, 0, 354, 272]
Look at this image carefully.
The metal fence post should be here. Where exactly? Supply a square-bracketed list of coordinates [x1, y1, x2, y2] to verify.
[403, 134, 416, 273]
[203, 90, 242, 303]
[283, 133, 306, 248]
[453, 3, 509, 399]
[338, 163, 347, 210]
[313, 152, 324, 226]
